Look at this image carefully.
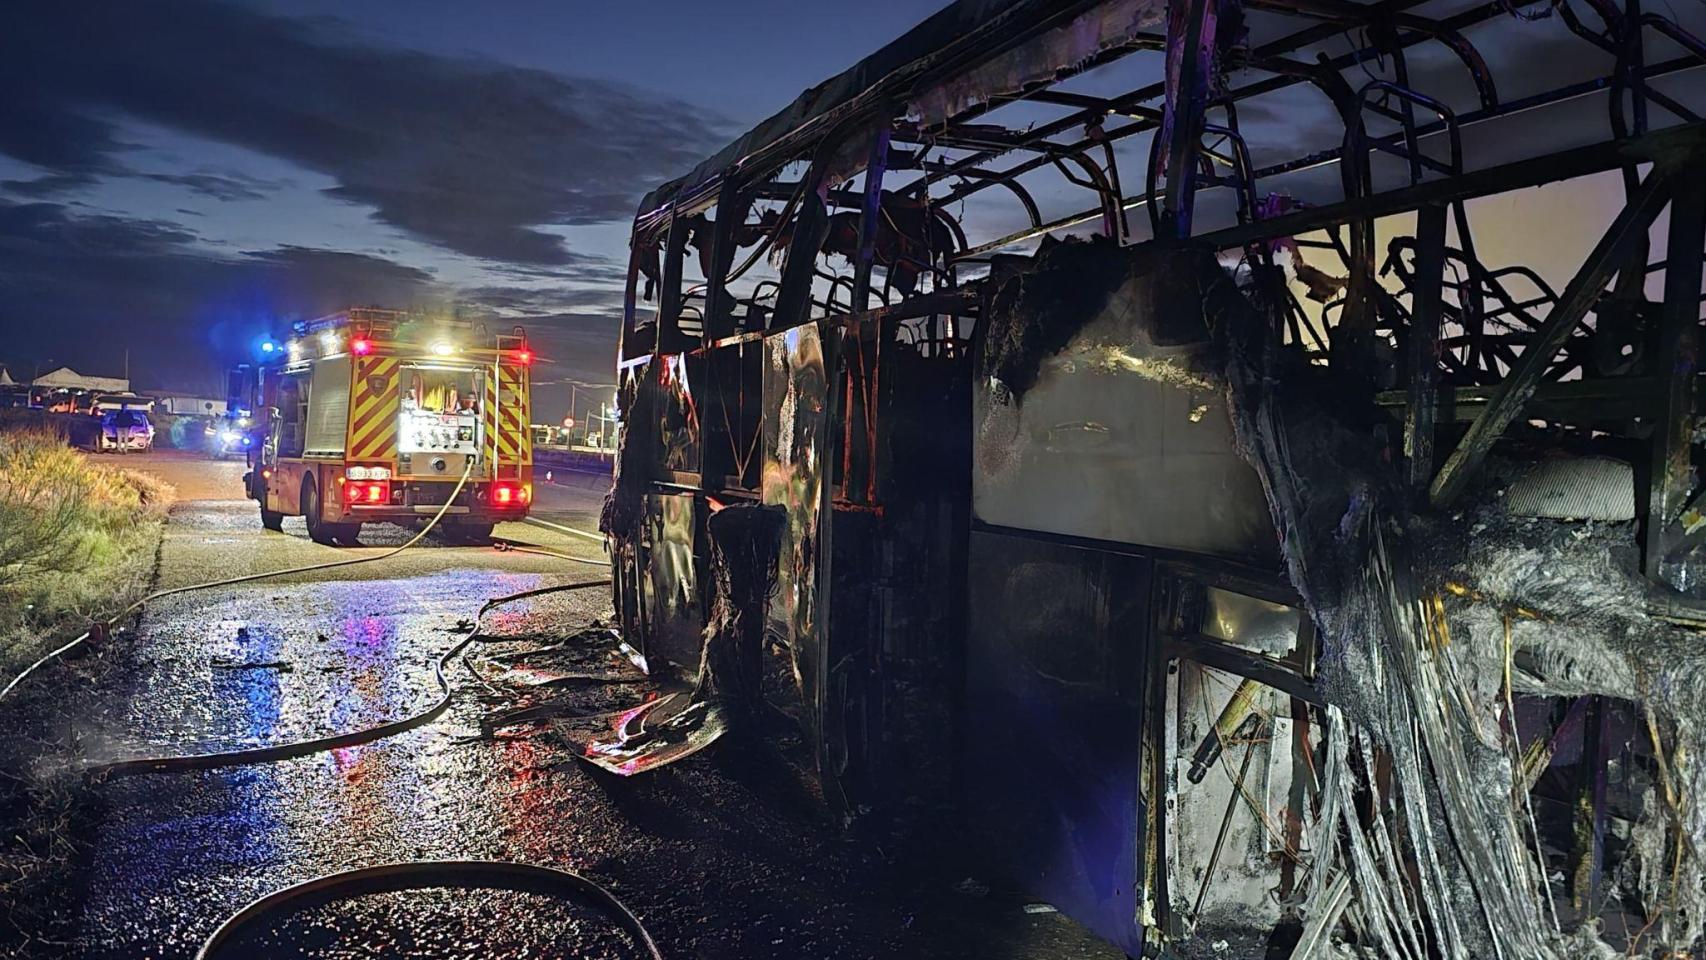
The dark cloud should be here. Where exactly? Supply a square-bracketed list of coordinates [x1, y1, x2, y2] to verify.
[141, 172, 287, 202]
[459, 283, 627, 315]
[0, 1, 728, 264]
[1, 173, 100, 198]
[0, 201, 202, 252]
[0, 100, 129, 177]
[451, 289, 627, 396]
[480, 259, 632, 284]
[0, 199, 436, 392]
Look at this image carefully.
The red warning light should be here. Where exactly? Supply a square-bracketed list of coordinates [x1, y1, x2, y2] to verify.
[362, 481, 388, 503]
[351, 338, 373, 356]
[492, 481, 529, 507]
[515, 349, 533, 365]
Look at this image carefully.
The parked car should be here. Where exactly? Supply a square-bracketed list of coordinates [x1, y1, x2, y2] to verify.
[100, 409, 154, 452]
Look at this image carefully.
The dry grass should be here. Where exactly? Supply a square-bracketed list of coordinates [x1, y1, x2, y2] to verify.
[0, 426, 173, 958]
[0, 427, 173, 672]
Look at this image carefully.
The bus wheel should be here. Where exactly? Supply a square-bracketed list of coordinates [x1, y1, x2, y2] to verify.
[447, 521, 495, 545]
[260, 505, 284, 531]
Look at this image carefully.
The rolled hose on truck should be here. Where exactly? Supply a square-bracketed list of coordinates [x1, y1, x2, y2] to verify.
[0, 459, 655, 957]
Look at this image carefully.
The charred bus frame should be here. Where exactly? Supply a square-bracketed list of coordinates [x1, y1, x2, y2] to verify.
[610, 0, 1706, 954]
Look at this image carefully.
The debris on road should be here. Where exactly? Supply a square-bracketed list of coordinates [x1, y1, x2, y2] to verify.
[208, 659, 292, 672]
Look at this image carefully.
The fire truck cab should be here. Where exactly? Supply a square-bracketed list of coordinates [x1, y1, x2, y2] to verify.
[241, 308, 534, 545]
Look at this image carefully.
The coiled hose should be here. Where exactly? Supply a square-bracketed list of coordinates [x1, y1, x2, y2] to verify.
[195, 860, 663, 960]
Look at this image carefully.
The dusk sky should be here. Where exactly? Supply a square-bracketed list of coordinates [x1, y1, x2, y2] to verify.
[8, 0, 1699, 416]
[0, 0, 931, 412]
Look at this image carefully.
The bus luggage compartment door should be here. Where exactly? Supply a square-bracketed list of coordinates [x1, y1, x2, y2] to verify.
[963, 528, 1152, 958]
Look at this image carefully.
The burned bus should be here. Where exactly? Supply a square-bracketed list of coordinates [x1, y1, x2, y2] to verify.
[605, 0, 1706, 955]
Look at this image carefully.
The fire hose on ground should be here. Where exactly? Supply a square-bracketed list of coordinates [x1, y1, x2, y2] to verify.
[2, 457, 481, 705]
[0, 459, 658, 957]
[171, 579, 647, 959]
[85, 579, 609, 778]
[194, 860, 663, 960]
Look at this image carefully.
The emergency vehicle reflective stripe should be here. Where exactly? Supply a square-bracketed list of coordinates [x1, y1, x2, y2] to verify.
[347, 356, 401, 462]
[483, 367, 500, 467]
[495, 363, 530, 465]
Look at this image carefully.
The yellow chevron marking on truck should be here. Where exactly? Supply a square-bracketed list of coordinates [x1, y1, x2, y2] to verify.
[347, 357, 400, 461]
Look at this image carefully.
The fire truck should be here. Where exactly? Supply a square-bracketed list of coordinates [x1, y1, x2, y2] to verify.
[240, 308, 534, 545]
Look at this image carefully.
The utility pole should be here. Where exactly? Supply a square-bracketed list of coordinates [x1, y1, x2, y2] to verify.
[29, 357, 53, 405]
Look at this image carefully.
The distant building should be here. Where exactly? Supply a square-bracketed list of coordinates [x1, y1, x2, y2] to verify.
[33, 366, 129, 393]
[156, 396, 227, 416]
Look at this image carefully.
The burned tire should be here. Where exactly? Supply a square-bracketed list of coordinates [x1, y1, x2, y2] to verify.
[260, 505, 284, 531]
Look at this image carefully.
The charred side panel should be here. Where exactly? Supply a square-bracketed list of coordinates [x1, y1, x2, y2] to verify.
[763, 323, 830, 764]
[875, 330, 975, 807]
[824, 507, 881, 811]
[964, 530, 1151, 958]
[643, 492, 701, 676]
[657, 353, 701, 476]
[608, 360, 654, 659]
[962, 244, 1293, 954]
[974, 245, 1275, 561]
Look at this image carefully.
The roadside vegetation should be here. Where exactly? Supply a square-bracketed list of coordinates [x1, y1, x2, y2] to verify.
[0, 425, 172, 957]
[0, 426, 172, 669]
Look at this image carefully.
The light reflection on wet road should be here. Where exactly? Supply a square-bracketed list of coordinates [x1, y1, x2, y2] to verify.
[73, 495, 629, 958]
[65, 482, 1123, 960]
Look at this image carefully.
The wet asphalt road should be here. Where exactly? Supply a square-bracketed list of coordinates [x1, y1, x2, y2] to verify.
[59, 453, 1121, 960]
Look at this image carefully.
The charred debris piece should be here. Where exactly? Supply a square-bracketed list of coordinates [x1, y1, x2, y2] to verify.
[559, 503, 787, 776]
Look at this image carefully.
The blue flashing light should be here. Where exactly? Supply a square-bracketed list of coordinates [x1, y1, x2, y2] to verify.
[259, 340, 277, 354]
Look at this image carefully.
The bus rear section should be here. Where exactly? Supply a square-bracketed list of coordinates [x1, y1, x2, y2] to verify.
[243, 311, 533, 545]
